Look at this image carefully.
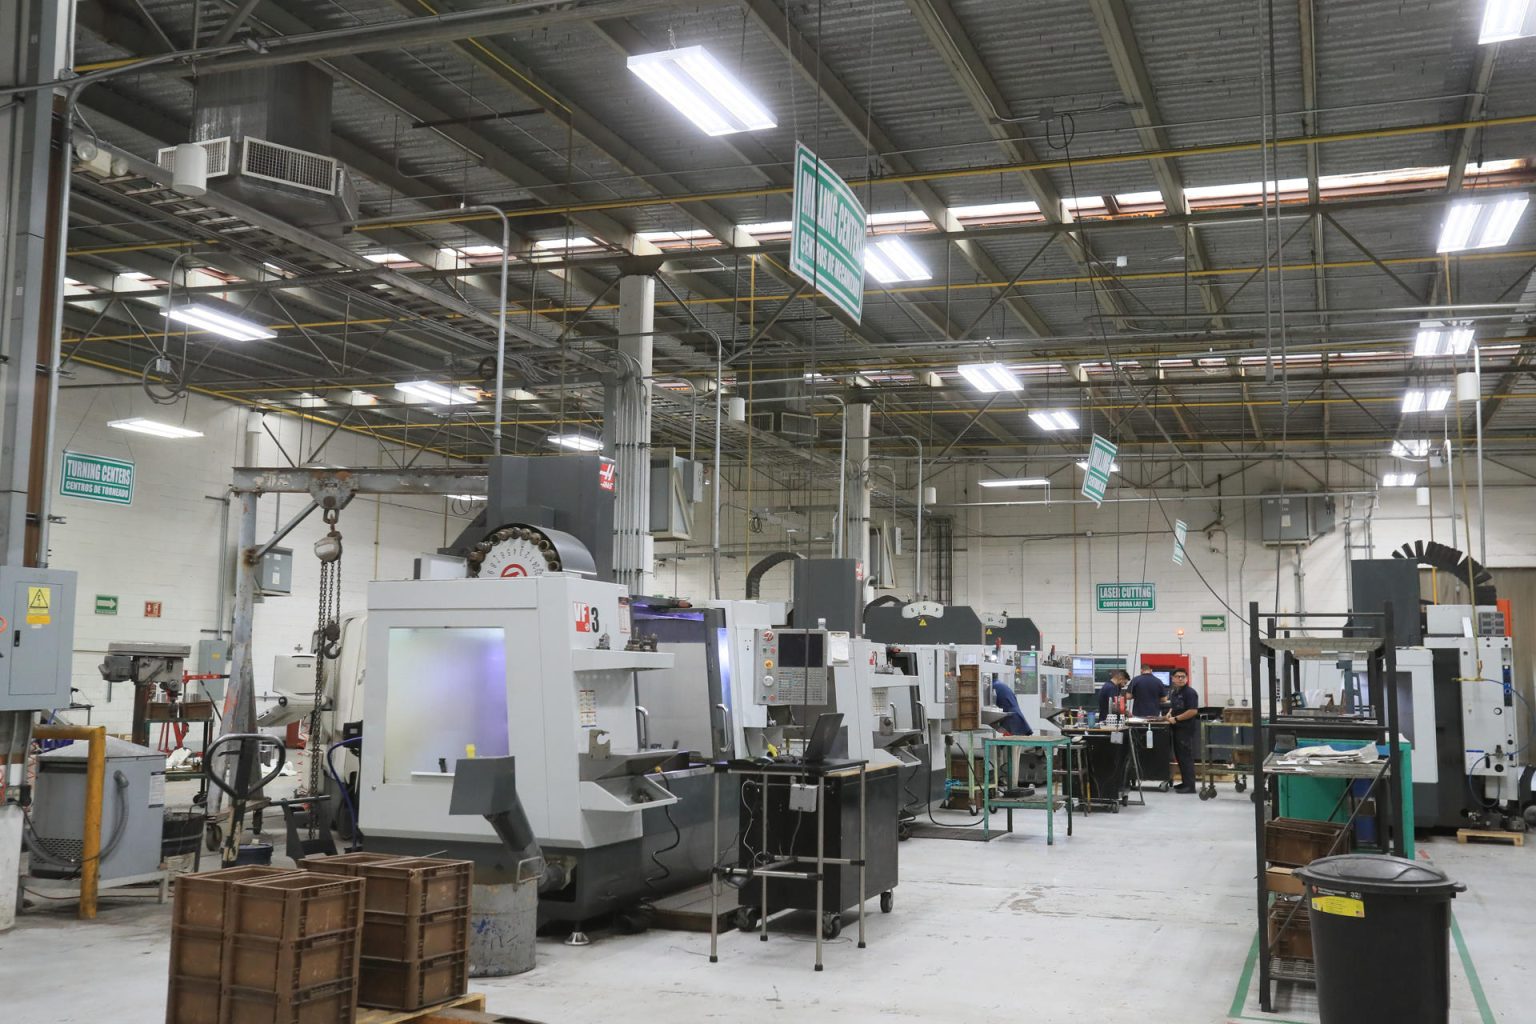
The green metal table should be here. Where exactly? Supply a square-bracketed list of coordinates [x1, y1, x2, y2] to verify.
[981, 735, 1075, 844]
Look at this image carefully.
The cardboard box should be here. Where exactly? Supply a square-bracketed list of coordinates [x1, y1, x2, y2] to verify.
[1266, 866, 1304, 896]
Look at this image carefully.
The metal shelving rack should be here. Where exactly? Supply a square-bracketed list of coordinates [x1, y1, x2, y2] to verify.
[1249, 602, 1406, 1013]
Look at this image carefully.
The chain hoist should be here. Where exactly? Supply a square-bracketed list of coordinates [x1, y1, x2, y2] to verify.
[306, 507, 344, 799]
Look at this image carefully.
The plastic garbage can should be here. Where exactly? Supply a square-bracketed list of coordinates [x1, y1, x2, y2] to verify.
[1295, 854, 1463, 1024]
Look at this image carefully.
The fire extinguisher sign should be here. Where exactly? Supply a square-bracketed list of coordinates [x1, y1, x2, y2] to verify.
[598, 460, 617, 492]
[573, 602, 600, 633]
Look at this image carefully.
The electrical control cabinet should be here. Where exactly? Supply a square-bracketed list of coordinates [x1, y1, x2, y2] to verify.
[0, 566, 77, 712]
[752, 627, 834, 705]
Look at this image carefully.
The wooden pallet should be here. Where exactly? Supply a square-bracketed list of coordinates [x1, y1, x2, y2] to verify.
[357, 993, 490, 1024]
[1456, 828, 1525, 847]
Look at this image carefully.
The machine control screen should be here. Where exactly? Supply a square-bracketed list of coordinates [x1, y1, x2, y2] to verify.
[753, 628, 830, 705]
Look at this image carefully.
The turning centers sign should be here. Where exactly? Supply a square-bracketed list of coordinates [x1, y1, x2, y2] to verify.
[60, 451, 134, 505]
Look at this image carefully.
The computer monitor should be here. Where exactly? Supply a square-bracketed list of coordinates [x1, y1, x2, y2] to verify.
[1153, 670, 1171, 687]
[802, 713, 844, 763]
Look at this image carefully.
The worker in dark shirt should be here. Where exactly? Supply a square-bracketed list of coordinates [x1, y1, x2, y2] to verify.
[991, 678, 1034, 736]
[1127, 665, 1166, 718]
[1098, 669, 1130, 720]
[1164, 668, 1201, 792]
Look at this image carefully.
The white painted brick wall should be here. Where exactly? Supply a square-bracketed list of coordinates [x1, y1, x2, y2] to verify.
[656, 459, 1536, 705]
[48, 367, 476, 735]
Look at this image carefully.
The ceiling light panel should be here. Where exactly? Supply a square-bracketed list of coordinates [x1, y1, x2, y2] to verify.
[548, 433, 603, 452]
[163, 304, 275, 342]
[865, 237, 932, 283]
[1029, 410, 1079, 431]
[1391, 439, 1431, 458]
[956, 363, 1022, 393]
[627, 46, 775, 136]
[1480, 0, 1536, 43]
[395, 380, 478, 405]
[109, 417, 203, 439]
[1437, 195, 1529, 252]
[1413, 322, 1475, 358]
[978, 478, 1051, 488]
[1382, 472, 1418, 488]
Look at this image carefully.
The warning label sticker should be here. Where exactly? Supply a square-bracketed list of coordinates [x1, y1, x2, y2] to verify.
[26, 585, 51, 625]
[1312, 895, 1365, 918]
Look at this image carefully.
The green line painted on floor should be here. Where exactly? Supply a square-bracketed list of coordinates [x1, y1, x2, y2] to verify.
[1230, 933, 1259, 1018]
[1227, 930, 1312, 1024]
[1451, 914, 1497, 1024]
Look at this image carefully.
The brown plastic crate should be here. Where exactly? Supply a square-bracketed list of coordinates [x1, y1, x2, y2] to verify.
[1222, 707, 1255, 724]
[1266, 817, 1349, 867]
[295, 852, 404, 875]
[229, 873, 364, 941]
[347, 857, 471, 916]
[174, 867, 301, 930]
[222, 980, 356, 1024]
[361, 906, 469, 961]
[225, 932, 360, 993]
[1268, 899, 1314, 960]
[358, 952, 468, 1011]
[167, 976, 222, 1024]
[169, 927, 225, 980]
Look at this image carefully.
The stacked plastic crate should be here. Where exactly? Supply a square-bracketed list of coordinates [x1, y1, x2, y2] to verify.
[300, 854, 472, 1012]
[166, 866, 364, 1024]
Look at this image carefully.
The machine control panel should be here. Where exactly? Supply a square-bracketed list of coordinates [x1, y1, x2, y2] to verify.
[752, 628, 831, 705]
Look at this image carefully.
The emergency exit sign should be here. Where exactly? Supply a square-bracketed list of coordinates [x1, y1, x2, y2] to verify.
[1096, 583, 1155, 612]
[1201, 614, 1226, 632]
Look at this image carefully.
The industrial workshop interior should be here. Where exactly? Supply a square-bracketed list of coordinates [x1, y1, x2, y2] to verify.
[5, 1, 1536, 1022]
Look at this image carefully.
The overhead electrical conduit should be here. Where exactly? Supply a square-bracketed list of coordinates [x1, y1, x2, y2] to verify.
[745, 551, 802, 600]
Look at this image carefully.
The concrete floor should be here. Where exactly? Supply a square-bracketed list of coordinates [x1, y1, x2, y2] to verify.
[1, 782, 1528, 1023]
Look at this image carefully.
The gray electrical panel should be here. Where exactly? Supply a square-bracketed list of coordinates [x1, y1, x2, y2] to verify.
[0, 565, 77, 712]
[1261, 495, 1335, 544]
[259, 546, 293, 595]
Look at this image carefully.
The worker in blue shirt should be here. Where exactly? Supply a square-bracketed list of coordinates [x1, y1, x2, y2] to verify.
[1098, 669, 1130, 720]
[991, 678, 1034, 736]
[1164, 668, 1201, 792]
[1127, 665, 1167, 718]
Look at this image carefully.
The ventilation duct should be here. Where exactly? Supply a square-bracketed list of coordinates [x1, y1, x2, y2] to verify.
[157, 65, 358, 236]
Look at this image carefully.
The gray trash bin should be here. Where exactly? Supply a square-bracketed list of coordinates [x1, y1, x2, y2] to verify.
[1295, 854, 1463, 1024]
[468, 857, 541, 977]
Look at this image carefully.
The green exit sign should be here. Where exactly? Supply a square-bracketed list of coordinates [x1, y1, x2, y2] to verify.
[95, 594, 118, 616]
[1201, 614, 1226, 632]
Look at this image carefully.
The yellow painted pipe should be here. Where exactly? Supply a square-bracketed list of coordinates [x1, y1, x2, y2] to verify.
[30, 725, 105, 920]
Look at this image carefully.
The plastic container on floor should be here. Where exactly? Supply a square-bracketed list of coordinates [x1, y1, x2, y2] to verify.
[221, 980, 356, 1024]
[227, 873, 364, 941]
[1296, 853, 1463, 1024]
[361, 905, 469, 961]
[224, 931, 360, 992]
[358, 952, 469, 1011]
[173, 867, 300, 930]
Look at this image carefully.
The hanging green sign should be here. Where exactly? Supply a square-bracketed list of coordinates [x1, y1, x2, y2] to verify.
[789, 142, 867, 323]
[1097, 582, 1155, 612]
[59, 451, 134, 505]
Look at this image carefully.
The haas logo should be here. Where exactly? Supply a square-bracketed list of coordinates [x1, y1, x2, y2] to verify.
[574, 602, 601, 633]
[598, 461, 617, 492]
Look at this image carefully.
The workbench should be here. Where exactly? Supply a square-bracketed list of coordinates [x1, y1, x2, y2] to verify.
[980, 735, 1074, 844]
[708, 758, 895, 972]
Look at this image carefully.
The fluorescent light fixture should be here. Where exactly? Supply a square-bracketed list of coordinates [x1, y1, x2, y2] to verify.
[627, 46, 775, 136]
[1391, 439, 1431, 458]
[865, 237, 932, 283]
[335, 389, 378, 407]
[1480, 0, 1536, 43]
[109, 417, 203, 439]
[1382, 472, 1418, 488]
[1075, 460, 1121, 472]
[363, 251, 408, 263]
[956, 362, 1022, 393]
[548, 433, 603, 452]
[446, 494, 486, 502]
[1029, 409, 1080, 431]
[1401, 388, 1452, 414]
[291, 392, 327, 409]
[978, 477, 1051, 488]
[533, 236, 596, 250]
[162, 304, 275, 342]
[1413, 321, 1475, 358]
[395, 380, 477, 405]
[1437, 195, 1528, 252]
